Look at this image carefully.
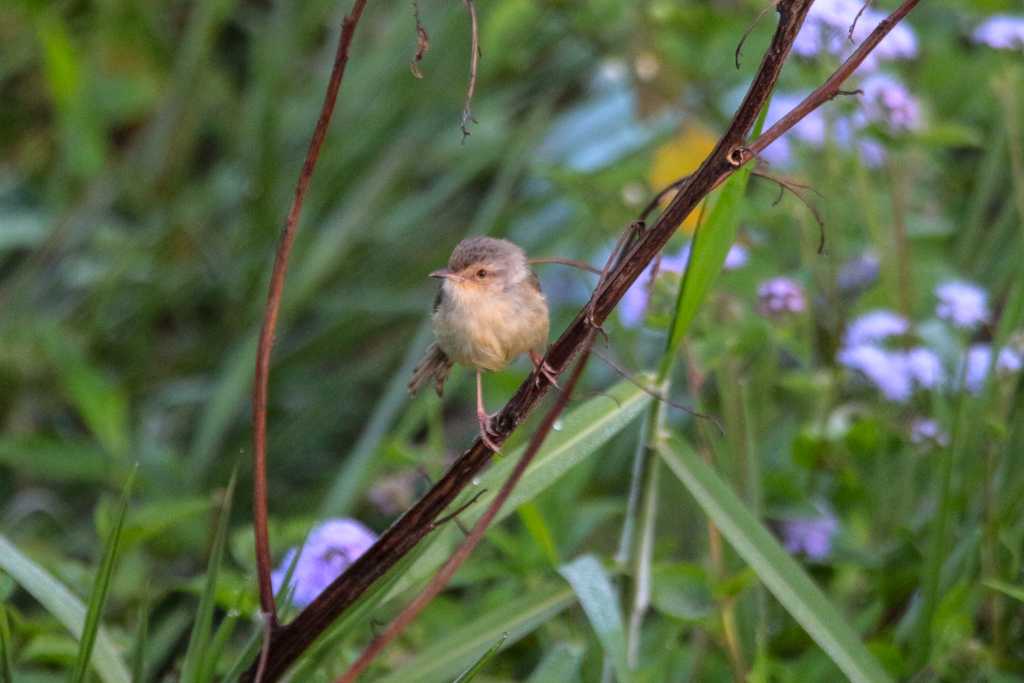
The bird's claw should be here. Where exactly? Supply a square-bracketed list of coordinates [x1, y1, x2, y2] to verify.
[477, 410, 503, 453]
[535, 360, 560, 389]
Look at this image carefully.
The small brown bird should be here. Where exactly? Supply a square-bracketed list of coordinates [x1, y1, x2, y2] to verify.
[408, 236, 557, 450]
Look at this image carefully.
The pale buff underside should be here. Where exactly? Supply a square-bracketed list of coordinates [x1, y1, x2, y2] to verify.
[432, 280, 549, 372]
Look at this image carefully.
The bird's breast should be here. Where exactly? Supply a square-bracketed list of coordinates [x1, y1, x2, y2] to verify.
[433, 284, 548, 372]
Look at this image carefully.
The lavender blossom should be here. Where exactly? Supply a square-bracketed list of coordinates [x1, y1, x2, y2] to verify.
[792, 0, 918, 67]
[272, 519, 378, 607]
[935, 280, 989, 330]
[963, 344, 1024, 394]
[780, 511, 839, 561]
[843, 309, 909, 347]
[972, 15, 1024, 50]
[857, 74, 923, 132]
[757, 277, 806, 317]
[906, 347, 944, 389]
[910, 418, 949, 447]
[838, 344, 913, 402]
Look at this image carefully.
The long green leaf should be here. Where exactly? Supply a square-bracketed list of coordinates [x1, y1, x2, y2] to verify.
[393, 378, 650, 595]
[559, 555, 631, 683]
[374, 583, 575, 683]
[71, 468, 136, 683]
[0, 535, 130, 683]
[526, 642, 584, 683]
[451, 632, 508, 682]
[179, 471, 236, 683]
[0, 606, 13, 683]
[658, 437, 891, 683]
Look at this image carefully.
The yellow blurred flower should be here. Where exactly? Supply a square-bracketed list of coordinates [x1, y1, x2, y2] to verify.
[649, 123, 717, 232]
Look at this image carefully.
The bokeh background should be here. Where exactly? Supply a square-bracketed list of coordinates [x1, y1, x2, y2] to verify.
[2, 0, 1024, 680]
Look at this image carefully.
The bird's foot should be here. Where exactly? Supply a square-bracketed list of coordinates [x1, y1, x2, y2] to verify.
[530, 351, 561, 389]
[477, 410, 503, 453]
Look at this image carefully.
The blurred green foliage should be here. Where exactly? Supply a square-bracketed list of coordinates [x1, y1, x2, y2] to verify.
[2, 0, 1024, 680]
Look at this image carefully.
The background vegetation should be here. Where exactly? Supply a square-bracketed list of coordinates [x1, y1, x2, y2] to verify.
[1, 0, 1023, 680]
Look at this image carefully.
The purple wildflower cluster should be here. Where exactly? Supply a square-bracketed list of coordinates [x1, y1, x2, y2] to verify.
[972, 15, 1024, 51]
[271, 518, 378, 608]
[619, 241, 749, 327]
[779, 511, 839, 561]
[760, 1, 924, 168]
[757, 277, 806, 317]
[837, 280, 1023, 402]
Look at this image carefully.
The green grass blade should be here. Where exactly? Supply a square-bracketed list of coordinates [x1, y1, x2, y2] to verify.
[451, 632, 508, 682]
[393, 378, 651, 594]
[658, 437, 891, 683]
[0, 535, 130, 683]
[374, 583, 575, 683]
[0, 606, 14, 683]
[71, 467, 136, 683]
[130, 598, 148, 683]
[983, 579, 1024, 604]
[558, 555, 631, 683]
[526, 642, 584, 683]
[179, 470, 236, 683]
[659, 102, 767, 379]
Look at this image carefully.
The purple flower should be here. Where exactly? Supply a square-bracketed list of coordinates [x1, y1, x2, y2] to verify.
[973, 15, 1024, 50]
[780, 511, 839, 561]
[935, 280, 989, 330]
[838, 344, 913, 402]
[963, 344, 1024, 393]
[757, 276, 806, 316]
[272, 519, 378, 607]
[910, 418, 949, 447]
[906, 347, 944, 389]
[843, 309, 909, 347]
[792, 0, 917, 66]
[856, 74, 922, 132]
[724, 243, 750, 270]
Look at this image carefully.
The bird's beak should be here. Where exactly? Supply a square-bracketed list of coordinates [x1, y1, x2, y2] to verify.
[429, 268, 459, 281]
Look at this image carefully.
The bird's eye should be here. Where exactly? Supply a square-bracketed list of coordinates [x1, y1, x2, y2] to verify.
[476, 269, 487, 278]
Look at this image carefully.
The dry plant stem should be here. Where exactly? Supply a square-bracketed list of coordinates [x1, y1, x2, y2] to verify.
[460, 0, 480, 139]
[250, 0, 369, 623]
[244, 1, 923, 678]
[410, 0, 429, 78]
[335, 333, 595, 683]
[528, 257, 603, 275]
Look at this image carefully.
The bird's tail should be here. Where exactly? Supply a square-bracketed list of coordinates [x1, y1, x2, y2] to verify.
[408, 343, 454, 397]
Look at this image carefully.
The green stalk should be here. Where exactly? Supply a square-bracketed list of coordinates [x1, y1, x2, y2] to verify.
[618, 103, 769, 670]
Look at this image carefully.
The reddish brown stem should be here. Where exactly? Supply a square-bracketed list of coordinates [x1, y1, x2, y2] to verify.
[243, 1, 923, 678]
[251, 0, 369, 623]
[335, 332, 595, 683]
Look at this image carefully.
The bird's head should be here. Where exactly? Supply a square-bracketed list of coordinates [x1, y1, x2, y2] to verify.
[429, 236, 529, 295]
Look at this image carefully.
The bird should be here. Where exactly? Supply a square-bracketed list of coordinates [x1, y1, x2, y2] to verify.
[408, 236, 558, 451]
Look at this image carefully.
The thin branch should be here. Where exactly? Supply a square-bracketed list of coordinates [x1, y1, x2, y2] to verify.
[410, 0, 429, 78]
[335, 332, 596, 683]
[735, 0, 782, 69]
[848, 0, 873, 42]
[751, 169, 827, 253]
[460, 0, 480, 140]
[243, 1, 923, 678]
[250, 0, 369, 623]
[528, 257, 603, 275]
[590, 345, 723, 433]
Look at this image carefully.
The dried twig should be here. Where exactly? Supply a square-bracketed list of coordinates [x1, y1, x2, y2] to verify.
[735, 0, 782, 69]
[243, 2, 922, 679]
[410, 0, 429, 78]
[335, 332, 596, 683]
[848, 0, 874, 42]
[250, 0, 369, 624]
[460, 0, 480, 140]
[751, 169, 827, 253]
[528, 257, 603, 275]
